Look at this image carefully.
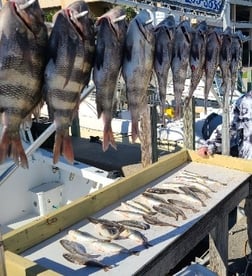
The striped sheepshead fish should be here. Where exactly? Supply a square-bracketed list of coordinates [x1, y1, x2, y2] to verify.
[0, 0, 48, 168]
[122, 10, 155, 143]
[44, 0, 95, 164]
[93, 6, 127, 151]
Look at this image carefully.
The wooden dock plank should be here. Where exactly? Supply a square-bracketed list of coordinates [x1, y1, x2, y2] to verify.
[5, 251, 61, 276]
[188, 150, 252, 173]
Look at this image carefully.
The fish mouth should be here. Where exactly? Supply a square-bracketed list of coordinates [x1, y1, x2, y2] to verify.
[65, 8, 88, 39]
[96, 14, 126, 40]
[12, 1, 44, 35]
[97, 16, 118, 38]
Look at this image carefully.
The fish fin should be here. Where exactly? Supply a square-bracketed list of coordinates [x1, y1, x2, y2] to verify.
[136, 19, 153, 43]
[181, 25, 191, 44]
[0, 127, 28, 168]
[125, 43, 132, 61]
[95, 39, 105, 70]
[11, 139, 29, 168]
[155, 43, 163, 65]
[53, 132, 74, 164]
[103, 126, 117, 152]
[63, 253, 84, 265]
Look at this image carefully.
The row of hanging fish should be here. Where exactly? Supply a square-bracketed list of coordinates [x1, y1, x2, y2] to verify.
[0, 0, 246, 168]
[59, 169, 227, 271]
[0, 0, 96, 168]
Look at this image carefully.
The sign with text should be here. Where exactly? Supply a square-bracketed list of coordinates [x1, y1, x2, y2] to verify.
[162, 0, 225, 14]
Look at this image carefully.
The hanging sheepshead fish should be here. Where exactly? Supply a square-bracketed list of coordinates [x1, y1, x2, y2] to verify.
[0, 0, 48, 168]
[204, 27, 222, 114]
[93, 7, 127, 151]
[154, 15, 176, 125]
[219, 26, 232, 100]
[185, 21, 208, 107]
[122, 10, 155, 143]
[44, 1, 95, 164]
[171, 20, 192, 119]
[230, 31, 243, 101]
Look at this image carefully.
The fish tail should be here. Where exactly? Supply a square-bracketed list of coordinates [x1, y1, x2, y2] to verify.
[103, 123, 117, 152]
[0, 129, 28, 168]
[53, 131, 74, 164]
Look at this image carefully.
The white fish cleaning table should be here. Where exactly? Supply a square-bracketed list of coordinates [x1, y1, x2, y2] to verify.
[3, 149, 252, 276]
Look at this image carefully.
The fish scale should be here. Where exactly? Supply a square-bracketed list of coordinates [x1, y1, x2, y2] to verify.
[0, 0, 48, 168]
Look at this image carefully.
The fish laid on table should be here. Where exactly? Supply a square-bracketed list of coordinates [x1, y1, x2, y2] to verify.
[153, 204, 179, 220]
[95, 223, 122, 240]
[146, 187, 180, 194]
[87, 216, 123, 230]
[181, 170, 227, 186]
[60, 239, 99, 258]
[130, 200, 153, 213]
[174, 176, 217, 193]
[185, 21, 208, 106]
[219, 26, 232, 101]
[154, 15, 176, 124]
[167, 199, 199, 213]
[184, 185, 210, 199]
[178, 186, 206, 207]
[68, 230, 107, 243]
[122, 9, 155, 142]
[142, 191, 168, 205]
[63, 253, 112, 271]
[121, 201, 156, 215]
[171, 20, 192, 118]
[68, 229, 139, 255]
[114, 209, 151, 219]
[44, 1, 95, 164]
[158, 203, 187, 220]
[93, 7, 127, 151]
[204, 27, 222, 114]
[91, 240, 139, 255]
[117, 220, 150, 230]
[142, 214, 178, 227]
[0, 0, 48, 168]
[120, 228, 153, 248]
